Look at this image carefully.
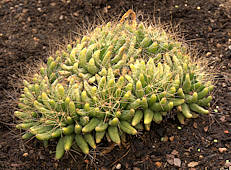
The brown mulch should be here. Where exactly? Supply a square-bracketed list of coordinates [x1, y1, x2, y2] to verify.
[0, 0, 231, 169]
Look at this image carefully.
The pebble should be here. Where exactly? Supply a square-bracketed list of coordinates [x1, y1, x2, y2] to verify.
[133, 167, 140, 170]
[199, 155, 204, 159]
[37, 7, 42, 12]
[174, 158, 181, 167]
[171, 150, 179, 156]
[193, 122, 198, 129]
[206, 52, 212, 56]
[23, 153, 28, 157]
[100, 167, 108, 170]
[225, 161, 231, 167]
[188, 161, 199, 168]
[161, 136, 168, 142]
[155, 162, 162, 168]
[166, 154, 174, 165]
[204, 126, 208, 132]
[59, 15, 64, 20]
[169, 136, 174, 141]
[116, 163, 121, 169]
[218, 148, 227, 153]
[50, 2, 56, 6]
[73, 12, 79, 17]
[216, 43, 222, 48]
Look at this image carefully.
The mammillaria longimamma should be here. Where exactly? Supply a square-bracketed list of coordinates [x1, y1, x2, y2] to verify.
[15, 10, 214, 159]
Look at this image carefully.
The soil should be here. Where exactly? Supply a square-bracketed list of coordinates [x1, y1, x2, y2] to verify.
[0, 0, 231, 169]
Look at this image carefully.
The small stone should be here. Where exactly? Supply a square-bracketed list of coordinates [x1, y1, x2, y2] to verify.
[22, 9, 28, 13]
[50, 2, 56, 6]
[224, 130, 229, 134]
[171, 150, 179, 156]
[208, 27, 212, 32]
[193, 122, 198, 129]
[155, 162, 162, 168]
[37, 7, 42, 12]
[197, 6, 200, 10]
[54, 163, 58, 168]
[225, 160, 231, 167]
[103, 7, 108, 13]
[169, 136, 174, 142]
[216, 43, 222, 48]
[218, 148, 227, 153]
[59, 15, 64, 20]
[116, 163, 121, 169]
[174, 158, 181, 167]
[101, 168, 108, 170]
[204, 126, 208, 132]
[219, 116, 226, 122]
[161, 136, 168, 142]
[73, 12, 79, 17]
[133, 167, 140, 170]
[188, 161, 199, 168]
[23, 153, 28, 157]
[166, 154, 174, 165]
[199, 155, 204, 159]
[33, 37, 39, 41]
[32, 29, 37, 34]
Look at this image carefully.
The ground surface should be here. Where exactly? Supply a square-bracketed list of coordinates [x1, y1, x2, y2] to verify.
[0, 0, 231, 169]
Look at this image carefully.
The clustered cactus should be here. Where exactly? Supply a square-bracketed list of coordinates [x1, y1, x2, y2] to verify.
[15, 10, 213, 159]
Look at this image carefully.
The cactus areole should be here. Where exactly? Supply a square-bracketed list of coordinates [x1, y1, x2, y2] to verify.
[15, 10, 213, 159]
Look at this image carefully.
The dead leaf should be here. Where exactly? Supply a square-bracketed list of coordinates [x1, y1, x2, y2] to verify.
[188, 161, 199, 168]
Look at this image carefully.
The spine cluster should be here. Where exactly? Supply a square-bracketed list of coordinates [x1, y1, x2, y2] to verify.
[15, 15, 213, 159]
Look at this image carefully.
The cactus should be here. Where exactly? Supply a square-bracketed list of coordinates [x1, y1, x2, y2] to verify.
[15, 10, 213, 159]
